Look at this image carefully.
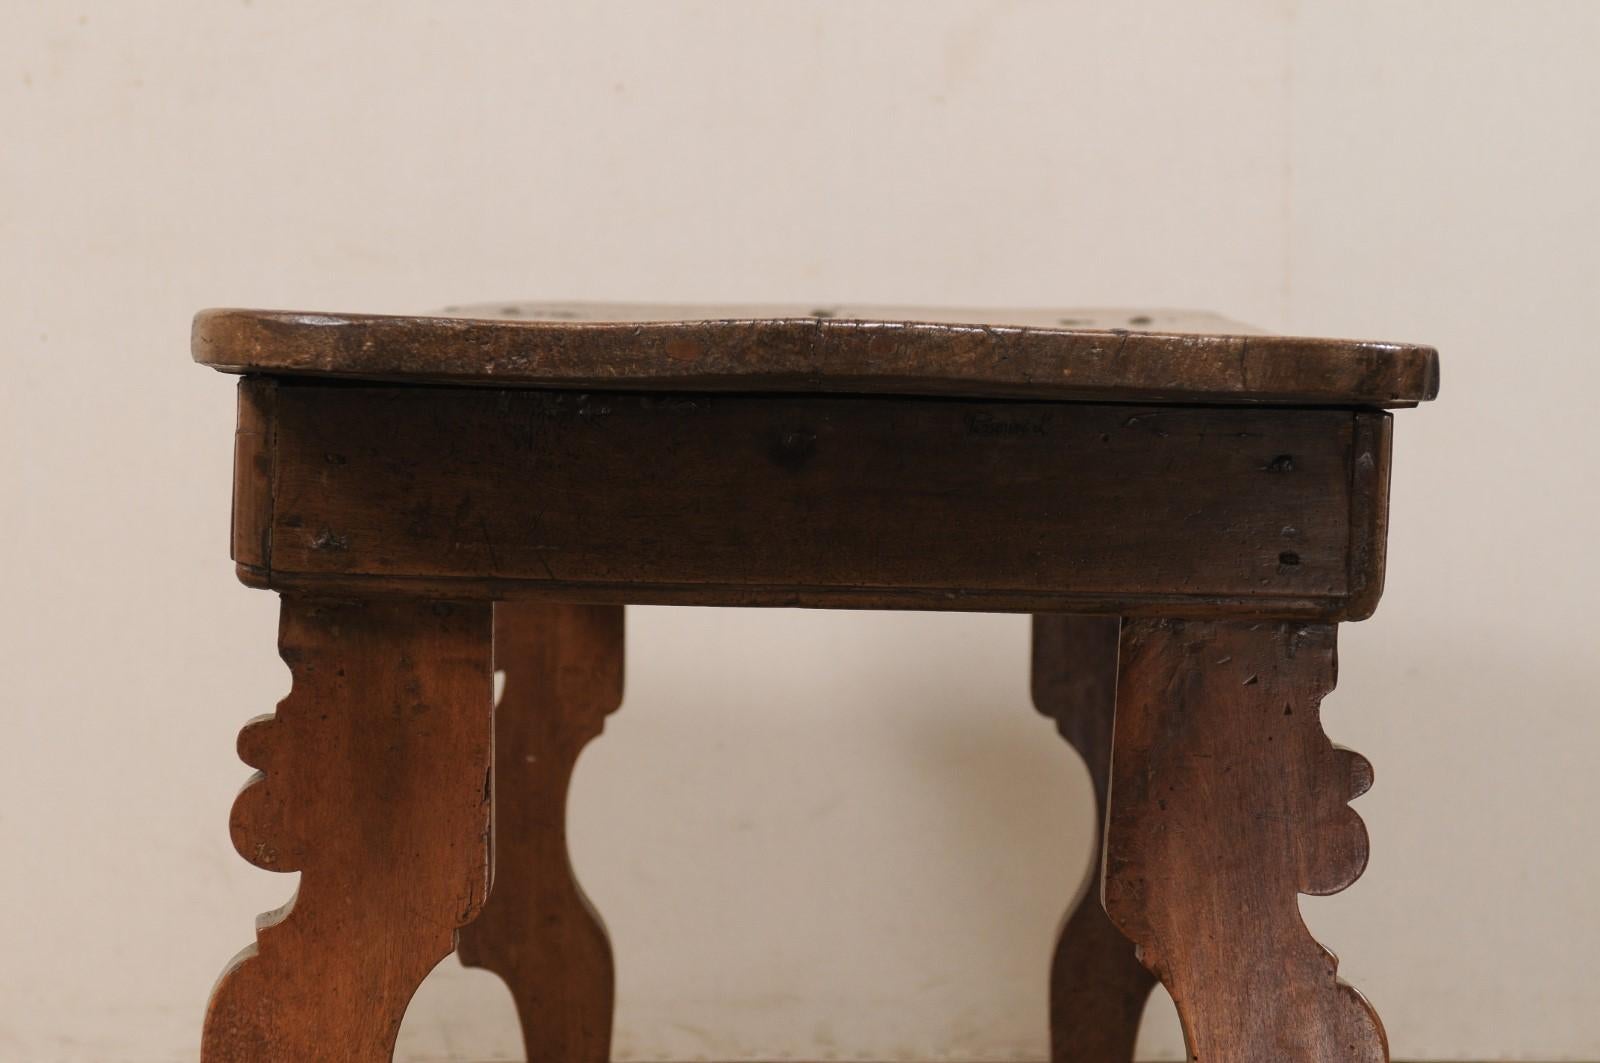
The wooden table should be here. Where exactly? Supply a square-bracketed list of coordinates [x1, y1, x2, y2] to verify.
[193, 303, 1439, 1063]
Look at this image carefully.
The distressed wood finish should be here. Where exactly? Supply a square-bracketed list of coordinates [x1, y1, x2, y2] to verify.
[202, 597, 494, 1063]
[1103, 619, 1385, 1062]
[195, 301, 1435, 1062]
[230, 380, 1390, 620]
[229, 379, 274, 570]
[1031, 615, 1155, 1063]
[458, 602, 625, 1062]
[193, 304, 1439, 407]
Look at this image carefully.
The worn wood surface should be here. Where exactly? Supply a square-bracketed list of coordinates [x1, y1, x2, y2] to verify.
[202, 597, 494, 1063]
[231, 380, 1390, 620]
[1103, 619, 1385, 1062]
[458, 602, 624, 1062]
[196, 301, 1434, 1059]
[1031, 615, 1155, 1063]
[194, 303, 1439, 407]
[229, 378, 275, 570]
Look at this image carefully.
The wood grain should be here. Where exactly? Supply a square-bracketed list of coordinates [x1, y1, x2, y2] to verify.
[457, 602, 625, 1063]
[194, 300, 1434, 1059]
[234, 382, 1388, 620]
[229, 378, 274, 570]
[193, 304, 1439, 407]
[1103, 619, 1385, 1062]
[1346, 411, 1394, 619]
[1031, 615, 1155, 1063]
[202, 597, 494, 1063]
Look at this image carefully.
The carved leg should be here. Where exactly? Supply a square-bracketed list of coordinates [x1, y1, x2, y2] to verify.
[203, 596, 494, 1063]
[1104, 619, 1385, 1063]
[1031, 615, 1156, 1063]
[458, 602, 624, 1062]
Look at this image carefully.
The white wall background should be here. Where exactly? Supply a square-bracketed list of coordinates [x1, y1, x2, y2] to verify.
[3, 2, 1598, 1060]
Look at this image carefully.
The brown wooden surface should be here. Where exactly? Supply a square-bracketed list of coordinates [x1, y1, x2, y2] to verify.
[194, 303, 1439, 407]
[1347, 412, 1394, 618]
[229, 380, 274, 570]
[197, 301, 1432, 1058]
[458, 602, 625, 1062]
[1103, 619, 1385, 1062]
[232, 380, 1390, 620]
[202, 597, 494, 1063]
[1030, 615, 1155, 1063]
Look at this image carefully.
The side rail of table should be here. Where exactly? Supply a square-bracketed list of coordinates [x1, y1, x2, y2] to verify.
[228, 378, 1390, 620]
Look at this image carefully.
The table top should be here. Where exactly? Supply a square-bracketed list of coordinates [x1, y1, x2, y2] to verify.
[193, 302, 1439, 407]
